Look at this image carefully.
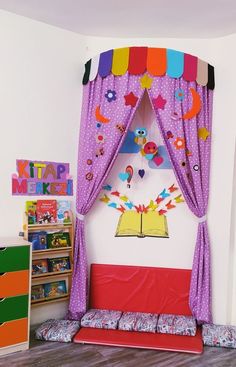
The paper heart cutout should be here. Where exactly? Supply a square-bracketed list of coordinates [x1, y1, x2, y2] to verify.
[118, 172, 129, 181]
[138, 169, 145, 178]
[153, 155, 164, 166]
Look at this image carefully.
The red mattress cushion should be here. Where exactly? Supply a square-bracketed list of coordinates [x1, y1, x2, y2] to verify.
[90, 264, 192, 315]
[74, 327, 203, 354]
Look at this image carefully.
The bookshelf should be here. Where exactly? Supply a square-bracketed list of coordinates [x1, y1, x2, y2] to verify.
[23, 214, 74, 307]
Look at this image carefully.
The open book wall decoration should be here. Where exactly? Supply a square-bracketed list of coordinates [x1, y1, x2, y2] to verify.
[100, 184, 184, 238]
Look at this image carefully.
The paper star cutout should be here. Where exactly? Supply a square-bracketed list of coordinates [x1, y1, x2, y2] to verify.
[198, 127, 210, 141]
[140, 74, 153, 89]
[124, 92, 138, 107]
[153, 95, 167, 110]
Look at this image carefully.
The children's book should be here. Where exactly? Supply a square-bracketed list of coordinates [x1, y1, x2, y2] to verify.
[36, 200, 57, 224]
[57, 200, 72, 224]
[47, 231, 71, 249]
[31, 284, 45, 300]
[48, 257, 70, 272]
[115, 211, 169, 238]
[44, 281, 67, 298]
[25, 200, 37, 224]
[32, 259, 48, 275]
[28, 231, 47, 250]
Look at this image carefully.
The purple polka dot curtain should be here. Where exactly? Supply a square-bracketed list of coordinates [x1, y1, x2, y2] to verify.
[68, 47, 214, 324]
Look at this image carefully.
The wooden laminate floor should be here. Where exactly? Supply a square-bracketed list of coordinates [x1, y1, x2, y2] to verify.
[0, 332, 236, 367]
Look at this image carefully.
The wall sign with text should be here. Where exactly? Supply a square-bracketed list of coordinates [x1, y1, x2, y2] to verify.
[12, 160, 73, 196]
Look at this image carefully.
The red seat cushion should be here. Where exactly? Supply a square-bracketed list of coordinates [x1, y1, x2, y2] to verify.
[74, 327, 203, 354]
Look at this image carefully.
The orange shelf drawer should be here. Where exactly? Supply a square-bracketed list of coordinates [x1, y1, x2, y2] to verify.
[0, 270, 29, 298]
[0, 318, 28, 348]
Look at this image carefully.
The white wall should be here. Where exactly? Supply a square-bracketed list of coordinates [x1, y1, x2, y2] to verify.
[0, 10, 86, 324]
[0, 9, 235, 325]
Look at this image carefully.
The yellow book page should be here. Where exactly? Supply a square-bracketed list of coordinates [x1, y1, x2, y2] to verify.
[142, 211, 169, 237]
[115, 211, 141, 236]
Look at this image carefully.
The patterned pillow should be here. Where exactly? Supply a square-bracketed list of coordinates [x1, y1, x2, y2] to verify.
[79, 309, 98, 327]
[35, 319, 80, 342]
[157, 314, 197, 336]
[202, 324, 236, 348]
[118, 312, 158, 333]
[81, 309, 122, 330]
[118, 312, 139, 331]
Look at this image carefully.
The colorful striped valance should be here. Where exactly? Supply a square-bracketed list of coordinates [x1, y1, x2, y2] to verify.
[82, 47, 215, 90]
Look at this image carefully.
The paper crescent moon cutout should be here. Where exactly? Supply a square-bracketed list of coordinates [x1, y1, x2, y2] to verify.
[95, 106, 110, 123]
[182, 88, 201, 120]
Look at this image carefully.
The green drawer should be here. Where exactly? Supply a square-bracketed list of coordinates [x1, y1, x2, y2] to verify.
[0, 295, 28, 323]
[0, 246, 29, 272]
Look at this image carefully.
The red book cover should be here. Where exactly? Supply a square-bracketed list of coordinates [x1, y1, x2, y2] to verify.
[36, 200, 57, 224]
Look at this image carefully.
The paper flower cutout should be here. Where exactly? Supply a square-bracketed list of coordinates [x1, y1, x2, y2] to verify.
[95, 147, 104, 157]
[166, 131, 174, 139]
[140, 74, 153, 89]
[116, 124, 126, 134]
[85, 172, 93, 181]
[193, 164, 200, 171]
[124, 92, 138, 107]
[198, 127, 210, 141]
[171, 112, 180, 120]
[175, 88, 185, 101]
[174, 137, 185, 150]
[95, 132, 105, 144]
[105, 90, 116, 102]
[153, 95, 167, 110]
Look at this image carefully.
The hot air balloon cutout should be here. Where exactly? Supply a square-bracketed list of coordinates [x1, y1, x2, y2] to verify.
[100, 183, 184, 238]
[118, 165, 134, 188]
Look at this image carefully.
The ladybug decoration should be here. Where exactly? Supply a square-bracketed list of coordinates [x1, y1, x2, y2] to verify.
[141, 141, 164, 167]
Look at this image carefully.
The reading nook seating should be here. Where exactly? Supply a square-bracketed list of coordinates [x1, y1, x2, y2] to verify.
[73, 264, 203, 354]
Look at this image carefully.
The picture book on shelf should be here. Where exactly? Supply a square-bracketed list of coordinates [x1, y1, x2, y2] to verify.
[57, 200, 72, 224]
[47, 231, 71, 248]
[26, 200, 37, 224]
[32, 259, 48, 275]
[44, 280, 67, 298]
[48, 257, 70, 272]
[115, 211, 169, 238]
[28, 231, 47, 250]
[31, 284, 45, 300]
[36, 200, 57, 224]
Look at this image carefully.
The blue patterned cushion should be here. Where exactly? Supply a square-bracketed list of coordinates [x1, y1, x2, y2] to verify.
[81, 309, 122, 330]
[118, 312, 158, 333]
[157, 314, 196, 336]
[35, 319, 80, 342]
[202, 324, 236, 348]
